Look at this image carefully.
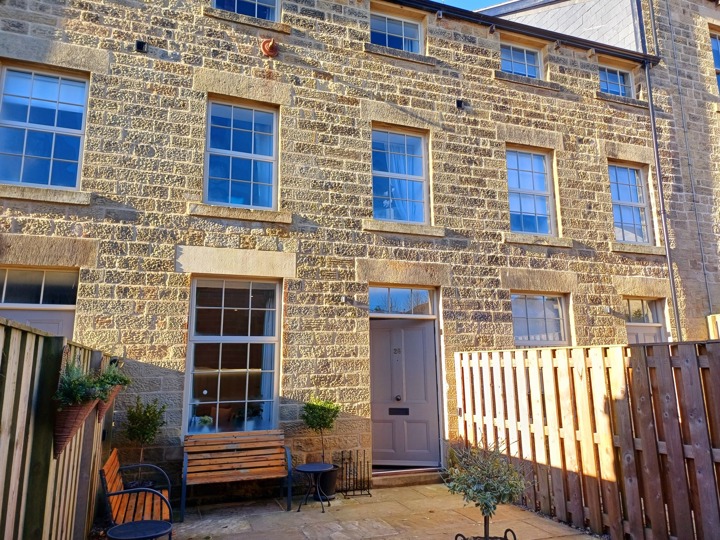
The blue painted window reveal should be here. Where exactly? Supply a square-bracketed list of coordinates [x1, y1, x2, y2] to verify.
[215, 0, 276, 21]
[370, 14, 420, 53]
[0, 69, 86, 189]
[372, 129, 425, 223]
[206, 103, 276, 209]
[506, 149, 552, 235]
[500, 44, 539, 78]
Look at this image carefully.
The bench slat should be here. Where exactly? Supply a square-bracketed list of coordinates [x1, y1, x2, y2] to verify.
[186, 467, 289, 486]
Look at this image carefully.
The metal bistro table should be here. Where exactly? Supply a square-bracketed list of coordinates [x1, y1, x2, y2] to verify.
[296, 462, 334, 513]
[106, 520, 173, 540]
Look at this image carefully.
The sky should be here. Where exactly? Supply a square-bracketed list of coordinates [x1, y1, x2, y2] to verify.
[437, 0, 505, 11]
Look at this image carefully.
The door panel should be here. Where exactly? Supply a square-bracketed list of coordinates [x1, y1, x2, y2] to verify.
[371, 319, 440, 466]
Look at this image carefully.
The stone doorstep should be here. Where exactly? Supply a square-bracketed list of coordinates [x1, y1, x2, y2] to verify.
[371, 468, 443, 488]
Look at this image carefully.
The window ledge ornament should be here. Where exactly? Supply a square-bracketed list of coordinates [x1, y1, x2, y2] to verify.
[261, 38, 279, 57]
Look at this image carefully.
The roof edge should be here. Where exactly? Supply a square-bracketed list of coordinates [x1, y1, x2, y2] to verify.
[387, 0, 659, 65]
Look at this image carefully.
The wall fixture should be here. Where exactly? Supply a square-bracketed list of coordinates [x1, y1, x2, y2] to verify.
[436, 10, 443, 19]
[135, 40, 148, 53]
[261, 38, 279, 57]
[489, 24, 496, 34]
[456, 99, 465, 110]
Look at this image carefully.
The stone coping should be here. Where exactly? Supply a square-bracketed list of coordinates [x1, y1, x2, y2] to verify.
[0, 184, 91, 205]
[503, 232, 573, 248]
[595, 91, 649, 110]
[493, 70, 563, 93]
[363, 43, 438, 66]
[188, 202, 293, 224]
[610, 241, 666, 256]
[361, 219, 445, 237]
[203, 7, 291, 34]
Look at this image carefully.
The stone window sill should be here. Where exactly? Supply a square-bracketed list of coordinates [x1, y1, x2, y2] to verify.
[0, 183, 91, 205]
[363, 43, 437, 66]
[610, 242, 665, 256]
[188, 202, 292, 224]
[203, 7, 291, 34]
[595, 91, 649, 110]
[362, 219, 445, 237]
[493, 71, 563, 92]
[503, 232, 573, 248]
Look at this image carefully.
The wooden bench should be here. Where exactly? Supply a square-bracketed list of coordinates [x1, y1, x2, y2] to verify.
[99, 449, 173, 530]
[181, 429, 293, 520]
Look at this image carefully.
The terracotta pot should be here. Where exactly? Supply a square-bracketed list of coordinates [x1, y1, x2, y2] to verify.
[96, 385, 122, 422]
[53, 399, 99, 458]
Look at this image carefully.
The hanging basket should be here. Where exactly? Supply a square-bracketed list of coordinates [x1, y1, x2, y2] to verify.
[53, 399, 99, 458]
[97, 385, 123, 422]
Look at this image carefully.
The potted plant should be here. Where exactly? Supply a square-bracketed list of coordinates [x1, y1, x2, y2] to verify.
[123, 396, 167, 463]
[444, 442, 527, 540]
[198, 415, 214, 432]
[53, 359, 102, 458]
[301, 397, 341, 500]
[96, 362, 132, 421]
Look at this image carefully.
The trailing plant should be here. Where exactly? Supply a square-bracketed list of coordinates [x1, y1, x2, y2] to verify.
[123, 396, 167, 462]
[96, 363, 132, 401]
[198, 415, 213, 427]
[300, 397, 341, 462]
[444, 441, 527, 540]
[53, 360, 101, 409]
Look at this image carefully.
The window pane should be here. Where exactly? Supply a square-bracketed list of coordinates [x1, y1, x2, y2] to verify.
[0, 126, 24, 153]
[222, 342, 248, 370]
[25, 130, 53, 157]
[0, 154, 22, 182]
[5, 270, 43, 303]
[192, 372, 218, 402]
[22, 157, 51, 185]
[223, 308, 249, 335]
[195, 343, 221, 370]
[411, 289, 431, 314]
[389, 288, 412, 314]
[224, 281, 250, 308]
[195, 308, 222, 335]
[42, 271, 78, 304]
[369, 287, 389, 313]
[196, 280, 223, 306]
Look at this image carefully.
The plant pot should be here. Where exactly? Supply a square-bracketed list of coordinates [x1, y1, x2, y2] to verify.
[96, 385, 122, 422]
[54, 399, 99, 458]
[314, 464, 340, 501]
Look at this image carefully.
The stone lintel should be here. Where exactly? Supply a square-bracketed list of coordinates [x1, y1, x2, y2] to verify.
[175, 245, 296, 278]
[611, 275, 670, 298]
[0, 234, 97, 268]
[194, 68, 293, 107]
[500, 267, 577, 293]
[602, 141, 654, 164]
[0, 34, 110, 74]
[499, 123, 564, 151]
[356, 259, 451, 287]
[361, 100, 442, 130]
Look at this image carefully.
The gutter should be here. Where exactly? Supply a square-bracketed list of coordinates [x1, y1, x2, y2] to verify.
[387, 0, 660, 65]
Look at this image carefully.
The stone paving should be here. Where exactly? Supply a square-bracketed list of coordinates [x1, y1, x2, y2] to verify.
[173, 483, 598, 539]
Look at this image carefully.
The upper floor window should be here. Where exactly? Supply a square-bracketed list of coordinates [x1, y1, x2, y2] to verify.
[0, 68, 86, 189]
[370, 14, 420, 53]
[215, 0, 276, 21]
[599, 66, 632, 97]
[511, 293, 567, 346]
[371, 128, 426, 224]
[711, 34, 720, 91]
[506, 149, 553, 235]
[187, 279, 279, 433]
[609, 164, 650, 244]
[206, 102, 276, 209]
[500, 44, 540, 78]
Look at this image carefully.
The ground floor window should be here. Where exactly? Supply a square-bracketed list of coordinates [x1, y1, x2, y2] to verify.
[0, 267, 77, 338]
[511, 293, 567, 346]
[187, 278, 279, 433]
[624, 297, 665, 344]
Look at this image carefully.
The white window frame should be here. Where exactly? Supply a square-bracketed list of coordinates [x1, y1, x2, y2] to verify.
[371, 127, 429, 224]
[624, 297, 666, 343]
[500, 43, 542, 79]
[506, 148, 555, 236]
[204, 101, 278, 210]
[0, 267, 78, 310]
[184, 278, 281, 435]
[0, 67, 87, 190]
[599, 66, 633, 98]
[213, 0, 278, 22]
[511, 293, 568, 347]
[369, 12, 422, 54]
[608, 163, 652, 244]
[368, 285, 435, 319]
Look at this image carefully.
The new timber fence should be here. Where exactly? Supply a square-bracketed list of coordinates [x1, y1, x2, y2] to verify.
[0, 317, 108, 540]
[455, 342, 720, 540]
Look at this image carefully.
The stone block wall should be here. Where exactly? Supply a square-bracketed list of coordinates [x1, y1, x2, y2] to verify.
[0, 0, 681, 467]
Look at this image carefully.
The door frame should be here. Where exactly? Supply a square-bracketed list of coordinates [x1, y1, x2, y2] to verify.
[368, 287, 445, 468]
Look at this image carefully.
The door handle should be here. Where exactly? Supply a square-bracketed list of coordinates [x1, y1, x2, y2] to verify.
[395, 395, 401, 401]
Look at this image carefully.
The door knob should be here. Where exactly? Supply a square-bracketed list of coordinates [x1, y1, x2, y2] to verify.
[395, 395, 401, 401]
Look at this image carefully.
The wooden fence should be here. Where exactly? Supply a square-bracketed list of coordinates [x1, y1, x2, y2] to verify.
[455, 342, 720, 540]
[0, 317, 108, 540]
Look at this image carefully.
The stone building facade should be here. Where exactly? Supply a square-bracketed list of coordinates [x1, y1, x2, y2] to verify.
[0, 0, 700, 471]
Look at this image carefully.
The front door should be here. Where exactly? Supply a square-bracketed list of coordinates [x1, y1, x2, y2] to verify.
[370, 319, 440, 466]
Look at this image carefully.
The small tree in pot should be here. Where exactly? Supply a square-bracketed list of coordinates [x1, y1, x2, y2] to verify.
[123, 396, 167, 463]
[301, 397, 341, 499]
[444, 442, 527, 540]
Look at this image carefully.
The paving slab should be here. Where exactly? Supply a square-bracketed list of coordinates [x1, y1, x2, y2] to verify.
[173, 484, 600, 540]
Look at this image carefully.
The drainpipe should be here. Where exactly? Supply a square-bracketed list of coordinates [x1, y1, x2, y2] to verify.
[636, 0, 684, 341]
